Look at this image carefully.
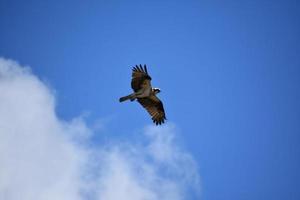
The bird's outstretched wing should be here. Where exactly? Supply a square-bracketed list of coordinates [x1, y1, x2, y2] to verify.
[131, 64, 152, 92]
[137, 95, 166, 125]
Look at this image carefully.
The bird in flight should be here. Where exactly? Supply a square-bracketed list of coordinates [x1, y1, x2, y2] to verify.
[119, 64, 166, 125]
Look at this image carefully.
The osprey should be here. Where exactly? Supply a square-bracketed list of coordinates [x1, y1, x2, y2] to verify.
[119, 64, 166, 125]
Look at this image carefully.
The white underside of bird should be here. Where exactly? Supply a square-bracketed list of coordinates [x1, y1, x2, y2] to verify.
[119, 87, 152, 102]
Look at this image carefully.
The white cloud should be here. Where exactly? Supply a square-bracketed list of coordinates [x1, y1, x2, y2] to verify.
[94, 125, 200, 200]
[0, 58, 200, 200]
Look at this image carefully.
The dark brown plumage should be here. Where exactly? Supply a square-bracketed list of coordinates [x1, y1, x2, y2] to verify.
[137, 96, 166, 125]
[131, 64, 152, 92]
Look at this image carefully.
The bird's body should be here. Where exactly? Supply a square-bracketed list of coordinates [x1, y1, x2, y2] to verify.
[119, 65, 166, 125]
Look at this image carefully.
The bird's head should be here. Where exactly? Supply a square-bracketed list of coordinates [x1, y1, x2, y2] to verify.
[153, 88, 161, 94]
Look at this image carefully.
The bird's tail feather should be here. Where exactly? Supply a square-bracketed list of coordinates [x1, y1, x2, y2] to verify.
[119, 94, 136, 102]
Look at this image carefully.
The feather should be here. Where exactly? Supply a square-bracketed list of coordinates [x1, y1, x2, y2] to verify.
[137, 96, 166, 125]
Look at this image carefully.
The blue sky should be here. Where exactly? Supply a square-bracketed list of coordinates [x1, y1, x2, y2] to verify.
[0, 0, 300, 199]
